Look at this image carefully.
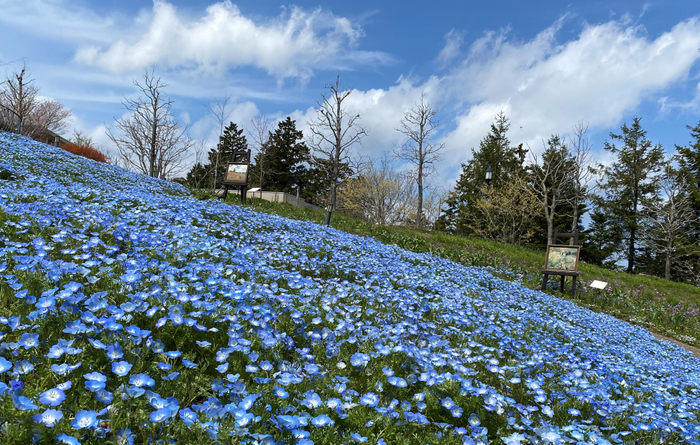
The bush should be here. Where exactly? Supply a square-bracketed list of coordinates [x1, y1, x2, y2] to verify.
[61, 142, 108, 163]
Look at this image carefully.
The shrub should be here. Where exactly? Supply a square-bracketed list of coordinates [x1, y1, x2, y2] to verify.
[61, 142, 108, 163]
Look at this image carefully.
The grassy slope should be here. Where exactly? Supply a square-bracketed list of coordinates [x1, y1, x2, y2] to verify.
[217, 193, 700, 348]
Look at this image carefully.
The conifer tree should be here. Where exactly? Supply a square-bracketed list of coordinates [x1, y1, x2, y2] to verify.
[208, 121, 248, 189]
[438, 112, 527, 234]
[594, 117, 664, 273]
[250, 117, 309, 194]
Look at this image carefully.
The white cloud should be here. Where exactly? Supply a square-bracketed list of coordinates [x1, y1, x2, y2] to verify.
[437, 30, 464, 68]
[73, 1, 391, 82]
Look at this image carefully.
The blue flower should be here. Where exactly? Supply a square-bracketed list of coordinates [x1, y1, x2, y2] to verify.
[12, 393, 38, 411]
[112, 361, 133, 377]
[18, 332, 39, 349]
[360, 393, 379, 407]
[40, 388, 66, 406]
[129, 373, 155, 387]
[150, 408, 172, 423]
[57, 433, 81, 445]
[33, 408, 63, 427]
[311, 414, 334, 427]
[0, 357, 12, 373]
[71, 410, 98, 429]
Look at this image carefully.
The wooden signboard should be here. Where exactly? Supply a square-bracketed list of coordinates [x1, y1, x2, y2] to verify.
[543, 244, 580, 272]
[223, 162, 249, 185]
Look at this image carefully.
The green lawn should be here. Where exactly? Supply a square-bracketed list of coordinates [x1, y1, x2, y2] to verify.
[211, 192, 700, 349]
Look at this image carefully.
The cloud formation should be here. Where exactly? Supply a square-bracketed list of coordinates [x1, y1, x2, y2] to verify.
[74, 1, 390, 82]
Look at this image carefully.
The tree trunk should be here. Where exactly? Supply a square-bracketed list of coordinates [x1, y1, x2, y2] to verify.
[150, 95, 158, 178]
[570, 187, 580, 246]
[665, 240, 672, 281]
[417, 160, 423, 228]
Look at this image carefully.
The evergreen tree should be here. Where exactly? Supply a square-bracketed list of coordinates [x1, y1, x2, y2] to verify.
[674, 122, 700, 284]
[580, 208, 623, 268]
[209, 122, 248, 189]
[438, 112, 527, 234]
[249, 117, 309, 194]
[594, 117, 665, 273]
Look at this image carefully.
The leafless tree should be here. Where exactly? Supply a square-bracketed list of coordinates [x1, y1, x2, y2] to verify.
[641, 162, 698, 280]
[107, 69, 194, 179]
[0, 62, 71, 139]
[308, 74, 367, 226]
[26, 99, 71, 137]
[339, 154, 416, 225]
[528, 136, 573, 245]
[204, 92, 232, 190]
[248, 114, 271, 189]
[567, 122, 594, 243]
[394, 93, 445, 228]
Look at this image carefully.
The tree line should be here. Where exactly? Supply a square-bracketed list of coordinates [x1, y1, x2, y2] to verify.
[4, 62, 699, 286]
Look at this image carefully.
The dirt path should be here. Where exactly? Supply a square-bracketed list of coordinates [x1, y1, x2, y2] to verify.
[649, 331, 700, 358]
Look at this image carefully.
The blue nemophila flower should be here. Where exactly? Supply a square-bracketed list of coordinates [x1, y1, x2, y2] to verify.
[163, 371, 179, 381]
[300, 392, 322, 409]
[150, 408, 172, 423]
[164, 350, 181, 358]
[468, 413, 481, 427]
[10, 379, 23, 393]
[95, 389, 114, 404]
[157, 362, 171, 371]
[106, 343, 124, 360]
[130, 373, 155, 387]
[85, 379, 105, 392]
[13, 393, 38, 411]
[277, 415, 300, 430]
[273, 386, 289, 399]
[19, 332, 39, 349]
[120, 270, 142, 284]
[114, 428, 135, 445]
[311, 414, 334, 427]
[112, 361, 133, 377]
[33, 408, 63, 427]
[14, 359, 34, 374]
[568, 408, 581, 416]
[71, 410, 98, 429]
[350, 353, 370, 367]
[215, 363, 229, 373]
[360, 393, 379, 407]
[388, 376, 407, 388]
[0, 357, 12, 373]
[57, 433, 81, 445]
[40, 388, 66, 406]
[182, 359, 197, 368]
[350, 432, 368, 443]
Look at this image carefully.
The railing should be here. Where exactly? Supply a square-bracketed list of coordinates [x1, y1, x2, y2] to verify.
[0, 104, 21, 134]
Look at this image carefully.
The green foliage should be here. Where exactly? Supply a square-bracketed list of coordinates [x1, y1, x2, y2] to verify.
[249, 117, 309, 194]
[593, 117, 665, 273]
[438, 112, 528, 235]
[186, 121, 248, 189]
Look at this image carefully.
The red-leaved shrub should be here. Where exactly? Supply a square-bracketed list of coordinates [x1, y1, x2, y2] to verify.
[61, 143, 108, 163]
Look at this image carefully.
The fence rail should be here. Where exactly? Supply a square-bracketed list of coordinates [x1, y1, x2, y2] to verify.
[0, 104, 21, 134]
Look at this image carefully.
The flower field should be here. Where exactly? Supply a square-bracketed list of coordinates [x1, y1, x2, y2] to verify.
[0, 133, 699, 445]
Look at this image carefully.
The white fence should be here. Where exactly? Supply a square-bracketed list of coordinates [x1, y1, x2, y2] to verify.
[224, 189, 322, 210]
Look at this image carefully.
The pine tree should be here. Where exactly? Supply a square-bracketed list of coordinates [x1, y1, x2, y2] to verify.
[438, 112, 527, 234]
[674, 120, 700, 283]
[249, 117, 309, 194]
[594, 117, 665, 273]
[209, 122, 248, 189]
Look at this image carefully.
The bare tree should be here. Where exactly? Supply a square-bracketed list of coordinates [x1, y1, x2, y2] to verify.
[0, 62, 38, 133]
[394, 93, 445, 228]
[0, 62, 71, 139]
[204, 92, 232, 190]
[338, 154, 416, 225]
[641, 162, 698, 280]
[248, 114, 271, 189]
[308, 74, 367, 226]
[107, 69, 194, 179]
[27, 99, 71, 137]
[567, 122, 594, 243]
[528, 135, 573, 245]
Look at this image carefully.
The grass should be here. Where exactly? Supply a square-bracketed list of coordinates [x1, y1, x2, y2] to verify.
[217, 192, 700, 349]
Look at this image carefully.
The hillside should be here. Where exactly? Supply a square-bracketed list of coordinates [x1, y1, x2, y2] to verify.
[1, 132, 700, 444]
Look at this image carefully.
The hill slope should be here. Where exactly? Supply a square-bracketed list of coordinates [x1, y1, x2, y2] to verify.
[0, 133, 699, 444]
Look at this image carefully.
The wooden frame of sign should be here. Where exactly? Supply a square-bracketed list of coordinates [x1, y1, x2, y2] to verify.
[221, 148, 251, 203]
[541, 230, 581, 295]
[223, 162, 249, 185]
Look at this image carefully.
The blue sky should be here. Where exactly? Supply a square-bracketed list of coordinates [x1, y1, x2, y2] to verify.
[1, 0, 700, 190]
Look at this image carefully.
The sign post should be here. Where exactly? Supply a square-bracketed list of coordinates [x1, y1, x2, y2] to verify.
[541, 230, 581, 295]
[221, 148, 251, 203]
